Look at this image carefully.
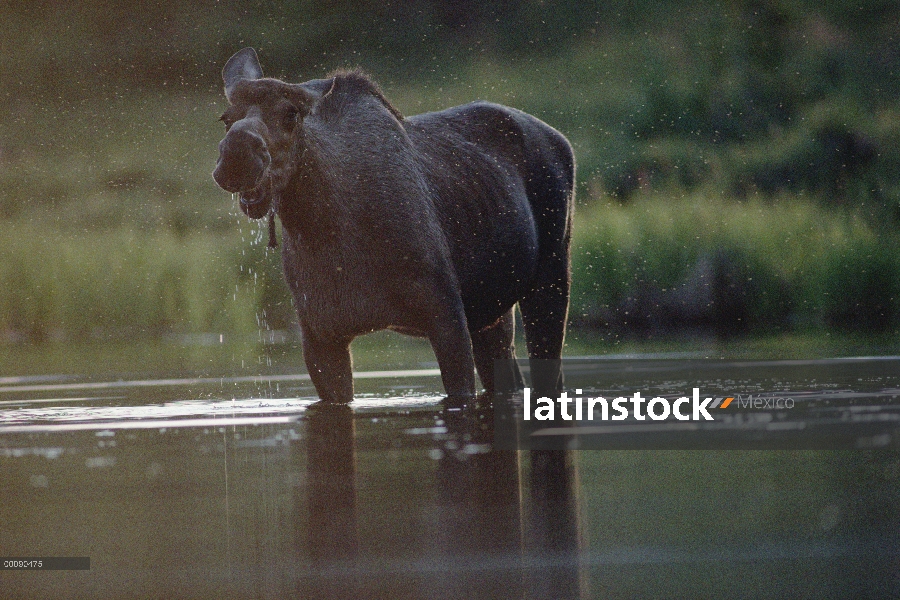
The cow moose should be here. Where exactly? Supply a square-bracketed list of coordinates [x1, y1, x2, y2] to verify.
[213, 48, 574, 403]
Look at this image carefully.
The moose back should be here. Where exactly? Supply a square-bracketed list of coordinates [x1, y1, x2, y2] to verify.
[213, 48, 574, 402]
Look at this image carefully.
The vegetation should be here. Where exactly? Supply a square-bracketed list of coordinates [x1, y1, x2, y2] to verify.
[572, 193, 900, 336]
[1, 1, 899, 344]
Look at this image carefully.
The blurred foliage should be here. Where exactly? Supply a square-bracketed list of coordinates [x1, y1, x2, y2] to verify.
[1, 0, 900, 341]
[0, 220, 278, 341]
[572, 193, 900, 337]
[4, 0, 899, 202]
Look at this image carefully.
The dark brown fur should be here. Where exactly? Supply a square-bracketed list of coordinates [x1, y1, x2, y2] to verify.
[213, 48, 574, 402]
[324, 68, 404, 121]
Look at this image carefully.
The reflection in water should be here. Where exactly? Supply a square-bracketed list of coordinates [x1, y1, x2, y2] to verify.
[299, 402, 360, 598]
[298, 395, 584, 599]
[496, 358, 585, 598]
[526, 449, 582, 599]
[436, 396, 524, 599]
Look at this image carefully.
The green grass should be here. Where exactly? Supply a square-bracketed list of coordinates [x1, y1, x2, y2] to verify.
[3, 188, 899, 344]
[571, 190, 900, 335]
[0, 219, 286, 341]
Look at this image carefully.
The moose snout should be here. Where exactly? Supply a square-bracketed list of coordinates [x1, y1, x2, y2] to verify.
[212, 129, 272, 193]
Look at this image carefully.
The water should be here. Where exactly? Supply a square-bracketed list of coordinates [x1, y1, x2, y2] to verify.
[1, 338, 899, 599]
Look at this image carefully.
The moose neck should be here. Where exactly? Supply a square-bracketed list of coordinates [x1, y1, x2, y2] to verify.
[276, 129, 351, 250]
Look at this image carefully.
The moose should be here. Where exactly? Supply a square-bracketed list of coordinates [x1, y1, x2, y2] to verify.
[213, 48, 574, 403]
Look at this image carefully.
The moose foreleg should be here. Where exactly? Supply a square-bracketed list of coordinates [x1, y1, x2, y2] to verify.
[426, 300, 478, 400]
[302, 329, 354, 403]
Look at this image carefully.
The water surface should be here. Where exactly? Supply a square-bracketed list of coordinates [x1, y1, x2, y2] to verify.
[1, 338, 898, 598]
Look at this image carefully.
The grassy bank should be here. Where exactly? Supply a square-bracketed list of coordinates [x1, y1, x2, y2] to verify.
[572, 191, 900, 336]
[2, 189, 898, 342]
[0, 220, 290, 341]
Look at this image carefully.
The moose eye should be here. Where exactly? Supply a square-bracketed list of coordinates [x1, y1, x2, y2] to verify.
[219, 107, 244, 131]
[219, 115, 236, 131]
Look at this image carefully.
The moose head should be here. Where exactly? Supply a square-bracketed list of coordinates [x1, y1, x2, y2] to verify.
[212, 48, 315, 219]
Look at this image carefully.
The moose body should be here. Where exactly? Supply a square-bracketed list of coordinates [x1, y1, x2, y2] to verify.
[213, 48, 574, 402]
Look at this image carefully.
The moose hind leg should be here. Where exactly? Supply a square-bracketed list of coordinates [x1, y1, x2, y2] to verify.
[302, 329, 354, 403]
[471, 309, 524, 395]
[520, 277, 569, 360]
[520, 267, 570, 394]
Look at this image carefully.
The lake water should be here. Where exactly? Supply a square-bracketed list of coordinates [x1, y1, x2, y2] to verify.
[1, 334, 898, 599]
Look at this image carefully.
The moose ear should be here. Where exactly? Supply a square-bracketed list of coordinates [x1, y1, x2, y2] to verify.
[223, 48, 263, 101]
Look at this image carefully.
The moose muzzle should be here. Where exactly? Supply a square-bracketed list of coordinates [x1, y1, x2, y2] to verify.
[212, 120, 272, 194]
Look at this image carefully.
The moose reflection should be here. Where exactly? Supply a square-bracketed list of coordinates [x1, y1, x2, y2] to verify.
[297, 396, 584, 599]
